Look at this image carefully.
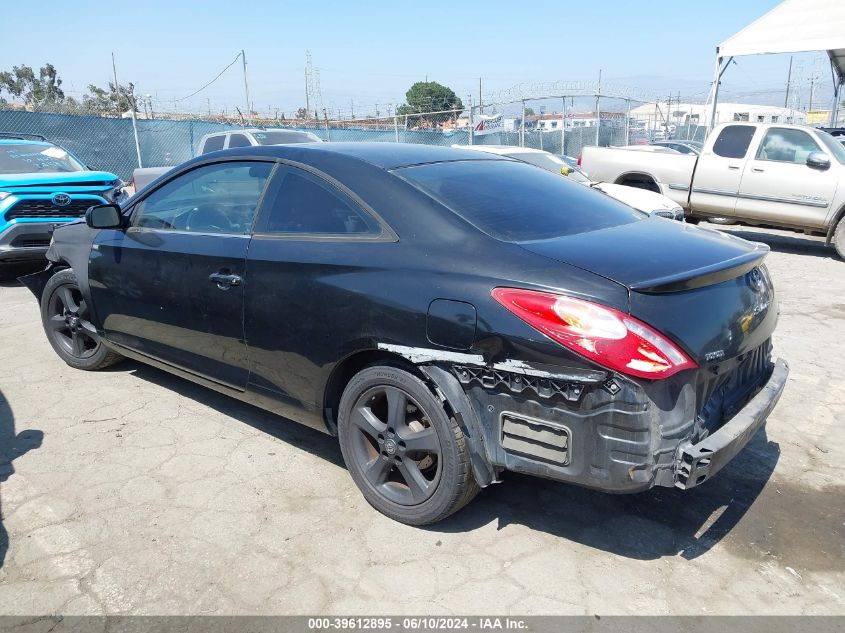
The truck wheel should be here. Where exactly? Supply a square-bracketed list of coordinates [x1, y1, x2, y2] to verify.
[40, 269, 123, 371]
[835, 218, 845, 261]
[337, 365, 479, 525]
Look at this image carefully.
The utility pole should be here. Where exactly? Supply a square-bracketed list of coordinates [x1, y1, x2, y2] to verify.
[241, 49, 251, 125]
[479, 77, 483, 115]
[784, 56, 793, 108]
[809, 72, 817, 112]
[350, 98, 354, 119]
[305, 62, 310, 121]
[112, 52, 142, 168]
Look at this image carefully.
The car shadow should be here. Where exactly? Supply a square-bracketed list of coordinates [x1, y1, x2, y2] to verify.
[124, 362, 345, 468]
[114, 360, 778, 560]
[0, 262, 43, 286]
[714, 227, 833, 258]
[0, 387, 44, 568]
[429, 429, 779, 560]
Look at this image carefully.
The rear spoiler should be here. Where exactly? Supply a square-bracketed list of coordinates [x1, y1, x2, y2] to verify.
[630, 244, 769, 294]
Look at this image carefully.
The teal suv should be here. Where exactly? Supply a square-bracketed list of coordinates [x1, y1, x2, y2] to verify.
[0, 134, 125, 267]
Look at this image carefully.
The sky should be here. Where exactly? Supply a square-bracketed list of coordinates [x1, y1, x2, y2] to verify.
[0, 0, 836, 117]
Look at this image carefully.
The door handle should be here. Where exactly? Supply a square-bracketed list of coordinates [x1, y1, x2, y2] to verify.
[209, 271, 242, 289]
[728, 165, 740, 170]
[751, 167, 765, 173]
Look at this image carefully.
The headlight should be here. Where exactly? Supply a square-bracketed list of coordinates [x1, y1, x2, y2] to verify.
[0, 191, 11, 201]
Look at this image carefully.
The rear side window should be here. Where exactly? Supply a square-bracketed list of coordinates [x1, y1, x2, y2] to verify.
[395, 160, 643, 242]
[227, 134, 251, 148]
[256, 166, 382, 236]
[201, 135, 225, 154]
[712, 125, 756, 159]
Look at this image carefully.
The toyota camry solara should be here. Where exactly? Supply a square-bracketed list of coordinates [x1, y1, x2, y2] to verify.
[22, 143, 788, 525]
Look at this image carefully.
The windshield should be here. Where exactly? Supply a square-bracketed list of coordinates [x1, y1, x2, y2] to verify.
[251, 130, 322, 145]
[0, 143, 86, 174]
[816, 130, 845, 165]
[395, 159, 643, 242]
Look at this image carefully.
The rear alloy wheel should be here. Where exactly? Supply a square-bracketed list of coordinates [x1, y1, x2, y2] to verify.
[41, 269, 123, 371]
[338, 365, 479, 525]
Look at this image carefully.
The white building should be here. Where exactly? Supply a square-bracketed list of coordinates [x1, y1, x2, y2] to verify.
[629, 101, 806, 130]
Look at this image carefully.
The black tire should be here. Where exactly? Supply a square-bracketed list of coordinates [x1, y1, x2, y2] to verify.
[834, 217, 845, 261]
[40, 269, 123, 371]
[338, 365, 480, 525]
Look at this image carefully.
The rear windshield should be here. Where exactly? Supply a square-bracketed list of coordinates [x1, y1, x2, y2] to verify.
[0, 143, 86, 173]
[395, 159, 643, 242]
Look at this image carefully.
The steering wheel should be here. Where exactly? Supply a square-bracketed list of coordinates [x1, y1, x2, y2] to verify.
[184, 206, 233, 233]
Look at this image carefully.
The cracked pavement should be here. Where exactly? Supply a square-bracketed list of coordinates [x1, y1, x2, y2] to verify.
[0, 224, 843, 615]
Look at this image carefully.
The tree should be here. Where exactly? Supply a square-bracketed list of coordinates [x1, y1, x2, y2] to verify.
[82, 81, 137, 116]
[396, 81, 463, 126]
[296, 107, 308, 119]
[524, 107, 535, 116]
[0, 63, 65, 107]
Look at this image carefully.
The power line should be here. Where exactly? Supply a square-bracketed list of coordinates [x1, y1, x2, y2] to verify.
[173, 53, 242, 103]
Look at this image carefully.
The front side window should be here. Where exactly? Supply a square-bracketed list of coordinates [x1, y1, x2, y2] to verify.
[712, 125, 756, 159]
[256, 166, 382, 236]
[756, 128, 821, 164]
[132, 161, 272, 234]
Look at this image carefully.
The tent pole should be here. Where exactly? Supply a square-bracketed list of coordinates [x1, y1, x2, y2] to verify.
[708, 54, 723, 136]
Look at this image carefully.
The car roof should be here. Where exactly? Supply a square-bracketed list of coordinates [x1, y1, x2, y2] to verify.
[201, 142, 508, 169]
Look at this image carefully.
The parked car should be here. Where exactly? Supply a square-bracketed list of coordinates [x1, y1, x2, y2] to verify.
[456, 145, 684, 221]
[131, 128, 323, 192]
[651, 140, 704, 155]
[581, 122, 845, 258]
[0, 134, 125, 268]
[22, 143, 787, 525]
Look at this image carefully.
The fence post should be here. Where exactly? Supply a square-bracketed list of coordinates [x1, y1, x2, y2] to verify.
[129, 105, 142, 168]
[468, 104, 474, 146]
[625, 98, 630, 146]
[561, 96, 566, 156]
[394, 114, 400, 143]
[520, 100, 525, 147]
[323, 109, 331, 142]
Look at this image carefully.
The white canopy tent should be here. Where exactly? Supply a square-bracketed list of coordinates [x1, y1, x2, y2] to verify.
[709, 0, 845, 131]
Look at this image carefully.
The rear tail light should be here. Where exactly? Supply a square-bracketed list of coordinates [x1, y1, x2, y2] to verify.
[577, 152, 582, 166]
[491, 288, 697, 380]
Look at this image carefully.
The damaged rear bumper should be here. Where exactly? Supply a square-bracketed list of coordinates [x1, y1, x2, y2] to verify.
[674, 358, 788, 489]
[392, 344, 787, 494]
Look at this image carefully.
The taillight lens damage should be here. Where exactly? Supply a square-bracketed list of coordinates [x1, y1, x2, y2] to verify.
[491, 287, 697, 379]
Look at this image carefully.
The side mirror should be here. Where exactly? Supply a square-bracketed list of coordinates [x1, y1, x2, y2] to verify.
[85, 204, 125, 229]
[806, 151, 831, 170]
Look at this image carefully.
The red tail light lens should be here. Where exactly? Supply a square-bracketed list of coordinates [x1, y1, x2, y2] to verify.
[491, 288, 697, 380]
[577, 152, 582, 166]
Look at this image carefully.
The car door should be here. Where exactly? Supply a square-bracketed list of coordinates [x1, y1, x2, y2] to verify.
[689, 124, 757, 217]
[88, 160, 274, 389]
[243, 164, 390, 426]
[736, 127, 837, 229]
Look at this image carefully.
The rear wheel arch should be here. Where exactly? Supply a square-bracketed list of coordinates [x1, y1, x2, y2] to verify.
[826, 202, 845, 246]
[323, 349, 422, 434]
[614, 172, 661, 194]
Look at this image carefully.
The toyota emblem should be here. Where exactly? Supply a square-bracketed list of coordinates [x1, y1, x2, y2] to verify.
[51, 192, 71, 207]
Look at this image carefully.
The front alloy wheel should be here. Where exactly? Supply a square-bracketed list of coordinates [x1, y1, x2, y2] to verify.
[40, 269, 123, 371]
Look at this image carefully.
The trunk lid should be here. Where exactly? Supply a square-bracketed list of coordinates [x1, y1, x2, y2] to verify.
[520, 218, 777, 363]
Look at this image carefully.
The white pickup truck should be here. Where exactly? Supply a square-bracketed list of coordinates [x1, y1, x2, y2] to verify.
[581, 122, 845, 258]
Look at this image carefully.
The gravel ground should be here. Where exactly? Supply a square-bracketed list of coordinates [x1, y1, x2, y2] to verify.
[0, 224, 842, 615]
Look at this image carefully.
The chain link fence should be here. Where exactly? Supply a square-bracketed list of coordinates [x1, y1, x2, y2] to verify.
[0, 94, 703, 182]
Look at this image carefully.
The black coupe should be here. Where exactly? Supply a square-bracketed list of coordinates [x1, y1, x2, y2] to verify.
[23, 143, 788, 525]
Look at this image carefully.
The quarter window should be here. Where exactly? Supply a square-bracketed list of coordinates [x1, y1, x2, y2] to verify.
[712, 125, 756, 159]
[132, 161, 272, 234]
[257, 166, 381, 236]
[756, 128, 821, 164]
